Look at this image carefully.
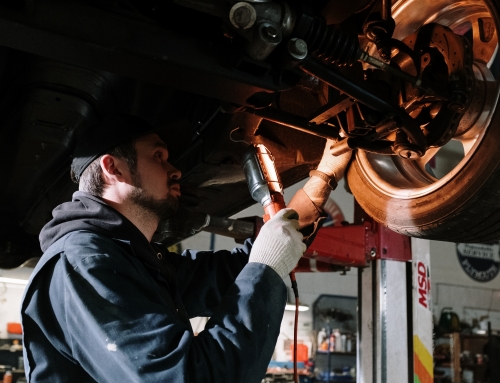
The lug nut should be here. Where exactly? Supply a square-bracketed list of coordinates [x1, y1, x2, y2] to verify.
[448, 92, 467, 112]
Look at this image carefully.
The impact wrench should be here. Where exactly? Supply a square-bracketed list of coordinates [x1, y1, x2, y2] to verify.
[243, 144, 301, 383]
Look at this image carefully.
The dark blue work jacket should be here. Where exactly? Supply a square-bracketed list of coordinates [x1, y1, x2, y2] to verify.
[21, 193, 287, 383]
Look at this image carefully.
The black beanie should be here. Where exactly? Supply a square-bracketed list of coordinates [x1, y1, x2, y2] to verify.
[71, 114, 158, 182]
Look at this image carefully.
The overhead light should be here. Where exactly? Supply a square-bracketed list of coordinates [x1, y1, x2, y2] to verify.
[0, 277, 29, 285]
[284, 287, 309, 311]
[285, 303, 309, 312]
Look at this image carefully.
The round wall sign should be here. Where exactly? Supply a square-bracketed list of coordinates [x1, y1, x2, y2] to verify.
[456, 243, 500, 282]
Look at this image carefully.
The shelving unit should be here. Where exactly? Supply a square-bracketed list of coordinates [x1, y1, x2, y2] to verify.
[314, 351, 355, 383]
[434, 333, 489, 383]
[312, 295, 357, 383]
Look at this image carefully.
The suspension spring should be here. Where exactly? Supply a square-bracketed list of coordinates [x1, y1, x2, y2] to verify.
[294, 14, 361, 65]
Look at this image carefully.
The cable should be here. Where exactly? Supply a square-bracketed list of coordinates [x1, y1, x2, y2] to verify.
[290, 271, 299, 383]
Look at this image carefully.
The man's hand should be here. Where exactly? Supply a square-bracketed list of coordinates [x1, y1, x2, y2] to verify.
[249, 208, 306, 280]
[299, 139, 353, 211]
[316, 139, 352, 183]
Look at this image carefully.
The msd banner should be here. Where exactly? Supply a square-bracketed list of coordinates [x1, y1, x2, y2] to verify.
[412, 239, 433, 383]
[417, 261, 431, 309]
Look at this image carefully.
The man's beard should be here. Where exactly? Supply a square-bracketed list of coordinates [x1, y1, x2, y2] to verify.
[129, 174, 179, 221]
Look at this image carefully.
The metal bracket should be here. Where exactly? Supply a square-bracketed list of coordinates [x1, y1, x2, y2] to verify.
[297, 217, 411, 272]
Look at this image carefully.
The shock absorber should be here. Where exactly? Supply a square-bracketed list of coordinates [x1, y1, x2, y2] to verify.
[293, 13, 361, 65]
[291, 9, 449, 105]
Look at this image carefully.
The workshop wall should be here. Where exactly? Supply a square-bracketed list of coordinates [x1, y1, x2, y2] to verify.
[0, 284, 24, 339]
[430, 240, 500, 331]
[0, 267, 32, 339]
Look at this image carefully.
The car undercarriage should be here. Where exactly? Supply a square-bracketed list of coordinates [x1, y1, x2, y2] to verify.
[1, 0, 500, 268]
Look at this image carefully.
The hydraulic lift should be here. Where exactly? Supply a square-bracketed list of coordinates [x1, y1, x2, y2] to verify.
[295, 207, 434, 383]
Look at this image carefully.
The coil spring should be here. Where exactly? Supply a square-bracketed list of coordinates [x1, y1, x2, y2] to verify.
[302, 18, 360, 65]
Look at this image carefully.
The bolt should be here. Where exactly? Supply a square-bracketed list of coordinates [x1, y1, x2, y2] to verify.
[400, 150, 419, 159]
[287, 38, 308, 60]
[448, 91, 467, 112]
[394, 143, 423, 160]
[370, 248, 377, 258]
[229, 2, 256, 30]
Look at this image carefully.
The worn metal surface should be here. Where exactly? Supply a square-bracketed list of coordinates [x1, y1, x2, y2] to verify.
[303, 222, 374, 268]
[358, 259, 411, 383]
[299, 214, 411, 269]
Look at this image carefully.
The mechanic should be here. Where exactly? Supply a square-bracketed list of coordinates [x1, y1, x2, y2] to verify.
[21, 113, 350, 383]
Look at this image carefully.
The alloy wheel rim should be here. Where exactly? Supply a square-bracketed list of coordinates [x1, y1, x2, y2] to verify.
[356, 0, 500, 199]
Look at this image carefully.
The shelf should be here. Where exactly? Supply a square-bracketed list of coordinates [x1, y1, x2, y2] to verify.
[316, 351, 356, 356]
[434, 333, 491, 383]
[461, 364, 487, 368]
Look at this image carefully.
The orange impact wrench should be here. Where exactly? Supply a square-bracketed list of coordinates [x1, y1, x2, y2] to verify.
[242, 144, 300, 383]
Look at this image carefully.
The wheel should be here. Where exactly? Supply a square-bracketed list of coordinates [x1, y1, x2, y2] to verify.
[347, 0, 500, 242]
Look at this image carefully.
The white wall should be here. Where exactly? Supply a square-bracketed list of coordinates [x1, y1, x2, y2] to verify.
[0, 285, 25, 339]
[430, 240, 500, 329]
[0, 268, 32, 339]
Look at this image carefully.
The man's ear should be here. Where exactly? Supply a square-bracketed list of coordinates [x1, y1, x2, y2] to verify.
[100, 154, 128, 183]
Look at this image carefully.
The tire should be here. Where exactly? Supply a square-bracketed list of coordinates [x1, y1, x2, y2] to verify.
[347, 0, 500, 243]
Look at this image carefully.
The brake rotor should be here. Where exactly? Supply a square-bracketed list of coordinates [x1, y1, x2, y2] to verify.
[393, 23, 474, 148]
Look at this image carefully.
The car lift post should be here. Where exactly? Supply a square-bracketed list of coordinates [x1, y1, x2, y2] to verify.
[295, 208, 434, 383]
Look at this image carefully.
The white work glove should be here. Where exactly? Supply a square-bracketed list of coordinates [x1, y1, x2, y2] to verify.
[249, 208, 306, 280]
[316, 139, 352, 183]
